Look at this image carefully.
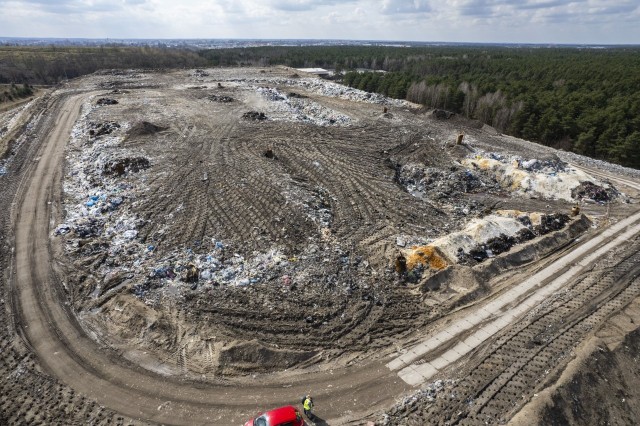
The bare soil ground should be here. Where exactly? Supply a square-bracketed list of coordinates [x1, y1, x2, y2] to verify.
[2, 66, 640, 425]
[511, 294, 640, 426]
[53, 67, 624, 379]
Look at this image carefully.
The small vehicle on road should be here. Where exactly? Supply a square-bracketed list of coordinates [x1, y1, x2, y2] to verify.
[244, 405, 305, 426]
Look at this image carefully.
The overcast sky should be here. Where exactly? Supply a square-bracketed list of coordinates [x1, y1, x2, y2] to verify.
[0, 0, 638, 44]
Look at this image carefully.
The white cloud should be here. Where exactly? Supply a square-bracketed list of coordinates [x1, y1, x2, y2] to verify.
[0, 0, 637, 43]
[381, 0, 431, 14]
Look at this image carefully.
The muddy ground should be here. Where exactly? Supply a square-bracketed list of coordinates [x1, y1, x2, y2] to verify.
[2, 66, 640, 425]
[45, 67, 630, 378]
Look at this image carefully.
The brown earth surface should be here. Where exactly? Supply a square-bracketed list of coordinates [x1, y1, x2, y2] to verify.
[2, 66, 640, 425]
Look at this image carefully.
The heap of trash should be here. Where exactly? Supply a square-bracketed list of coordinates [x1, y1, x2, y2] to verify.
[463, 152, 618, 202]
[396, 163, 485, 199]
[55, 97, 346, 305]
[229, 76, 409, 107]
[382, 379, 455, 425]
[254, 86, 352, 126]
[398, 209, 573, 276]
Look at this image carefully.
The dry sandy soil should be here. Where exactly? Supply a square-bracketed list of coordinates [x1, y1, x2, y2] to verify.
[2, 66, 640, 425]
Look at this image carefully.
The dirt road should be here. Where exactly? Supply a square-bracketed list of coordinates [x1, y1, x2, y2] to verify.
[5, 70, 640, 425]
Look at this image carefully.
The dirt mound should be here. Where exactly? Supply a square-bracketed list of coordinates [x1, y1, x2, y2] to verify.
[536, 328, 640, 426]
[126, 121, 167, 137]
[218, 341, 317, 373]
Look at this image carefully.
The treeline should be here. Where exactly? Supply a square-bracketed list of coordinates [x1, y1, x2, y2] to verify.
[200, 46, 640, 169]
[0, 46, 207, 85]
[0, 82, 33, 103]
[199, 45, 425, 71]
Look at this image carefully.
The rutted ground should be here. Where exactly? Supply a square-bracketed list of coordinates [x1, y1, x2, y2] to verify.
[2, 66, 640, 425]
[48, 68, 628, 378]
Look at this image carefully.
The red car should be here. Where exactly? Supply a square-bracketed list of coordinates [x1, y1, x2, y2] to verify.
[244, 405, 304, 426]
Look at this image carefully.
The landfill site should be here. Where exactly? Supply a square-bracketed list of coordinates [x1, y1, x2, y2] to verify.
[2, 66, 640, 425]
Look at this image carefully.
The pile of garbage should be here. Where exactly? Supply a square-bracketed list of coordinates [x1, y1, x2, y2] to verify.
[382, 379, 455, 425]
[102, 157, 150, 176]
[283, 183, 333, 230]
[193, 69, 210, 77]
[399, 210, 573, 274]
[432, 109, 454, 119]
[571, 181, 614, 202]
[0, 98, 38, 177]
[96, 98, 119, 106]
[242, 111, 267, 121]
[56, 97, 350, 305]
[463, 152, 616, 202]
[88, 121, 120, 138]
[254, 86, 352, 126]
[396, 163, 485, 199]
[232, 76, 409, 107]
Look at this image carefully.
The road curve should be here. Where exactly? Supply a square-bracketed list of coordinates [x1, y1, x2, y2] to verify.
[10, 92, 410, 425]
[9, 91, 640, 425]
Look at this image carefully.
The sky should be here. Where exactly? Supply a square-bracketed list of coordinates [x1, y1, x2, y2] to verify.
[0, 0, 638, 44]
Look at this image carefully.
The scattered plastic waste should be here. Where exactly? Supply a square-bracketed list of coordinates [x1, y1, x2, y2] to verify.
[254, 86, 351, 126]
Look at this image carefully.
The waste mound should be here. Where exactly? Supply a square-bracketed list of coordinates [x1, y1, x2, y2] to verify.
[255, 86, 351, 126]
[463, 152, 617, 202]
[242, 111, 267, 121]
[402, 210, 575, 272]
[88, 121, 120, 138]
[102, 157, 150, 176]
[96, 98, 118, 106]
[571, 181, 613, 202]
[126, 121, 167, 137]
[396, 164, 484, 198]
[193, 69, 210, 77]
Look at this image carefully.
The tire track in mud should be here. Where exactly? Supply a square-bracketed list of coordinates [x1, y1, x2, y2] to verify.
[179, 121, 444, 354]
[114, 114, 413, 357]
[9, 90, 414, 424]
[141, 120, 251, 250]
[392, 240, 640, 425]
[254, 124, 442, 246]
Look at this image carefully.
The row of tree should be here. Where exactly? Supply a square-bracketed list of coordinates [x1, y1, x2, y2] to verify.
[201, 45, 640, 169]
[0, 46, 207, 85]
